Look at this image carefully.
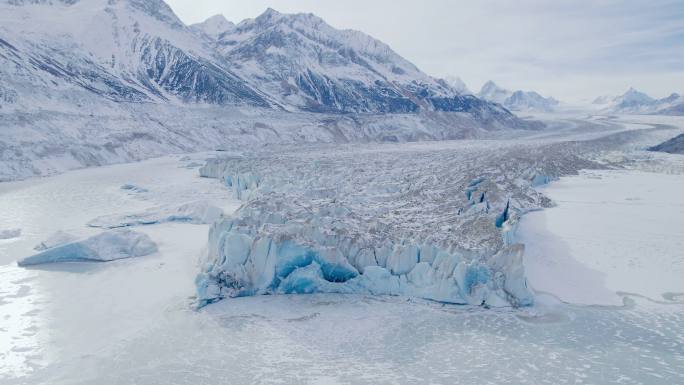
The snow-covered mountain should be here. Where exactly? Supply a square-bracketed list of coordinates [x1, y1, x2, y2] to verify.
[443, 76, 471, 95]
[191, 14, 235, 39]
[0, 0, 278, 110]
[506, 91, 559, 112]
[479, 81, 512, 105]
[478, 81, 559, 112]
[0, 1, 540, 182]
[200, 9, 514, 116]
[594, 88, 683, 115]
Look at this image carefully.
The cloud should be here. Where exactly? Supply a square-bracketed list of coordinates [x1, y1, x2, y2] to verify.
[166, 0, 684, 101]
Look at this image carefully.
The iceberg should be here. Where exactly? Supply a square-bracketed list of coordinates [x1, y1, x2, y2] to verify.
[88, 201, 223, 229]
[18, 229, 157, 267]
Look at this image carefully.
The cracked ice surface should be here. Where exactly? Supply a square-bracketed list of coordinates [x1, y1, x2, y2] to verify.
[197, 138, 605, 307]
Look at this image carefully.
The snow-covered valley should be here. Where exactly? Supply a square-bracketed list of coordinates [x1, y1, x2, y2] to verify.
[1, 117, 683, 384]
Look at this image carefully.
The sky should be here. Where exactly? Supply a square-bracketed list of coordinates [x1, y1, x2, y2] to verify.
[165, 0, 684, 102]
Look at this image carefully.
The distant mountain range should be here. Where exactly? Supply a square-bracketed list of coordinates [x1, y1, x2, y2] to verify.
[593, 88, 684, 115]
[477, 81, 559, 112]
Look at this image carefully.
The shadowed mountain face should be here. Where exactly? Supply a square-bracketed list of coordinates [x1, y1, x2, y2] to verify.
[649, 134, 684, 154]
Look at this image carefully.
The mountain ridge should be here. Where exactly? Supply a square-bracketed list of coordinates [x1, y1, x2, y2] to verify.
[594, 87, 683, 115]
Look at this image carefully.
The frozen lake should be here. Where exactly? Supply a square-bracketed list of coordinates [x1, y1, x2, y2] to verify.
[517, 169, 684, 306]
[1, 153, 683, 384]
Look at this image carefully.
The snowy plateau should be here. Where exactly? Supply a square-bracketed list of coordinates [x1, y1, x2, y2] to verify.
[1, 0, 684, 384]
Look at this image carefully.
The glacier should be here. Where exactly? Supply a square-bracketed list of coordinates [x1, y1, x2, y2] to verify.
[17, 229, 157, 266]
[194, 136, 617, 308]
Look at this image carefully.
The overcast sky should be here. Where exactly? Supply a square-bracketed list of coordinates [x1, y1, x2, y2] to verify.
[165, 0, 684, 102]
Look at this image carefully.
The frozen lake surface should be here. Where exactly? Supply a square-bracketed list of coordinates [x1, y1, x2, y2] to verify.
[1, 148, 683, 384]
[518, 169, 684, 306]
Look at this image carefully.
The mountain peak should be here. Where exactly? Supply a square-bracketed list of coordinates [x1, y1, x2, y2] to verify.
[444, 76, 471, 94]
[253, 7, 284, 23]
[481, 80, 498, 89]
[262, 7, 281, 17]
[619, 87, 654, 101]
[124, 0, 184, 28]
[248, 7, 328, 29]
[478, 81, 511, 104]
[204, 14, 230, 24]
[192, 14, 235, 37]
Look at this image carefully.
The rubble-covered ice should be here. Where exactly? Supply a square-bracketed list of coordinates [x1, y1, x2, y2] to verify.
[0, 228, 21, 240]
[18, 229, 157, 266]
[196, 137, 612, 307]
[88, 201, 223, 229]
[33, 230, 78, 251]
